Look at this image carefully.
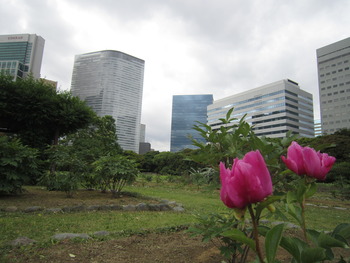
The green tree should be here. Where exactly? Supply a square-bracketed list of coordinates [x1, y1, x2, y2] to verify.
[40, 144, 85, 197]
[0, 136, 40, 194]
[92, 155, 139, 197]
[152, 151, 201, 176]
[138, 150, 160, 172]
[46, 115, 122, 190]
[0, 75, 95, 149]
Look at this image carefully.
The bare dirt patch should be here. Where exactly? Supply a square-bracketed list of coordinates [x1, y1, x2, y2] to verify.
[4, 232, 226, 263]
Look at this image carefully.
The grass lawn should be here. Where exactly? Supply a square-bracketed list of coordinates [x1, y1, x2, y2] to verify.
[0, 181, 349, 248]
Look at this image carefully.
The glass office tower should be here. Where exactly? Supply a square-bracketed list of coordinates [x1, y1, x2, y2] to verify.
[317, 37, 350, 135]
[0, 34, 45, 79]
[208, 79, 314, 138]
[170, 94, 213, 152]
[71, 50, 145, 153]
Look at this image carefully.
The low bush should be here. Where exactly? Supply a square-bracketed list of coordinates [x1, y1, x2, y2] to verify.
[0, 136, 40, 195]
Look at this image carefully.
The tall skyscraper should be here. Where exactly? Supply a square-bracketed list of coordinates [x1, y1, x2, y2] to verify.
[170, 94, 213, 152]
[0, 34, 45, 79]
[70, 50, 145, 153]
[208, 79, 314, 138]
[317, 37, 350, 135]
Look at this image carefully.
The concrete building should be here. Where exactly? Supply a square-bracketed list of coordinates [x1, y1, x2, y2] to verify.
[139, 142, 151, 154]
[139, 123, 152, 154]
[0, 34, 45, 79]
[70, 50, 145, 153]
[170, 94, 213, 152]
[317, 37, 350, 135]
[207, 79, 314, 138]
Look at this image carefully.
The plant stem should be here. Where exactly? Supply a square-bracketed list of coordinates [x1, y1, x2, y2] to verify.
[301, 196, 308, 243]
[248, 205, 265, 263]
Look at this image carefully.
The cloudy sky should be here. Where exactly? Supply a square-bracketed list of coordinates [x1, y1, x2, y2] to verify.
[1, 0, 349, 151]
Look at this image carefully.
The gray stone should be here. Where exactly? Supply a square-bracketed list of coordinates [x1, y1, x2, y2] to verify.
[86, 205, 101, 211]
[122, 205, 136, 211]
[172, 206, 185, 212]
[334, 206, 347, 210]
[52, 233, 90, 240]
[70, 205, 86, 212]
[148, 204, 161, 211]
[63, 205, 85, 212]
[272, 221, 299, 229]
[319, 205, 329, 208]
[10, 236, 37, 246]
[24, 206, 43, 213]
[286, 223, 299, 229]
[3, 206, 18, 212]
[136, 203, 149, 211]
[109, 204, 123, 210]
[167, 201, 177, 206]
[160, 199, 169, 204]
[45, 208, 63, 213]
[93, 231, 110, 237]
[306, 203, 316, 207]
[159, 203, 172, 211]
[99, 205, 112, 211]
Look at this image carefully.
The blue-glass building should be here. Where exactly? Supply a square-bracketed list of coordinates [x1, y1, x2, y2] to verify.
[0, 34, 45, 80]
[170, 94, 213, 152]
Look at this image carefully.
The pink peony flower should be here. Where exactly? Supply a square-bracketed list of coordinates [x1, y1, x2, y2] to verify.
[220, 150, 273, 209]
[281, 141, 336, 180]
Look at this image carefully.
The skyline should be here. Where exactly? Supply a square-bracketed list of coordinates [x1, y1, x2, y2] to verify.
[1, 0, 350, 151]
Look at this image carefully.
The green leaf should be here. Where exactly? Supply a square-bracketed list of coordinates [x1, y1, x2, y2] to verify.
[306, 229, 321, 245]
[258, 225, 270, 236]
[296, 180, 308, 203]
[318, 233, 349, 249]
[300, 247, 326, 262]
[222, 229, 256, 251]
[305, 182, 317, 198]
[286, 190, 297, 204]
[255, 195, 282, 217]
[332, 223, 350, 240]
[279, 236, 307, 263]
[286, 203, 303, 226]
[226, 107, 234, 121]
[265, 223, 285, 263]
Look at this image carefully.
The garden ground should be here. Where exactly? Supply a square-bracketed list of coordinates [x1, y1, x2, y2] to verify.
[1, 183, 350, 262]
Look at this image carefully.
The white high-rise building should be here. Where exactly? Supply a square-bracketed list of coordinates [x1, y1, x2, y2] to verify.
[317, 37, 350, 135]
[208, 79, 314, 138]
[70, 50, 145, 153]
[0, 33, 45, 79]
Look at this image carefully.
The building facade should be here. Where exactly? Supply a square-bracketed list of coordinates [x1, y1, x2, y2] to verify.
[317, 37, 350, 135]
[314, 119, 322, 137]
[0, 34, 45, 79]
[70, 50, 145, 153]
[170, 94, 213, 152]
[207, 79, 314, 138]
